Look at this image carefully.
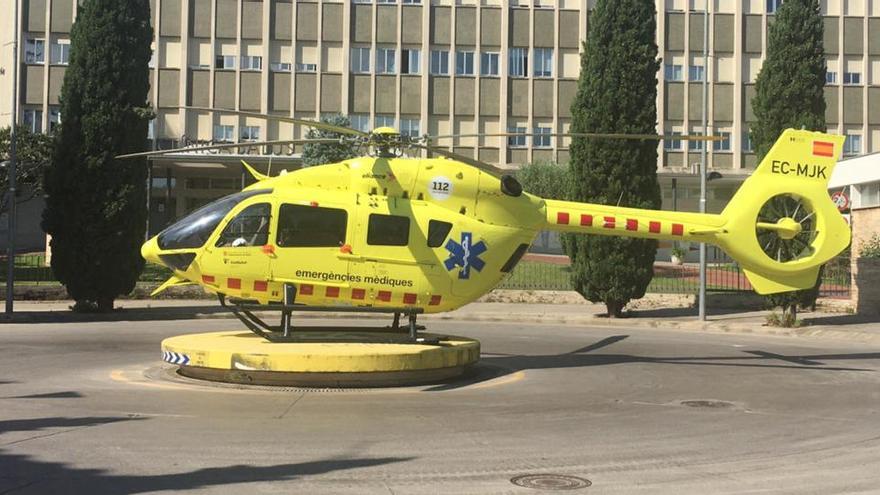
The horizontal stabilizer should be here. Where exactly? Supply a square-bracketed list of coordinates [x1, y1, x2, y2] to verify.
[742, 268, 820, 295]
[151, 275, 194, 296]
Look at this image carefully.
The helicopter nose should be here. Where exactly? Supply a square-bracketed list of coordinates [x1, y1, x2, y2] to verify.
[141, 236, 162, 265]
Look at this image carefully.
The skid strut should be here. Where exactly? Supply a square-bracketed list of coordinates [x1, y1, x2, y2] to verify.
[219, 284, 426, 343]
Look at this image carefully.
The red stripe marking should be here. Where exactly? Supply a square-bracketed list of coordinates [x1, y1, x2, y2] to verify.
[813, 141, 834, 157]
[671, 223, 684, 236]
[253, 280, 268, 292]
[201, 275, 215, 284]
[626, 219, 638, 231]
[403, 293, 417, 305]
[351, 288, 366, 300]
[580, 214, 593, 226]
[557, 212, 570, 225]
[603, 216, 616, 228]
[227, 278, 241, 289]
[377, 290, 391, 302]
[326, 286, 340, 298]
[649, 221, 661, 233]
[299, 284, 314, 295]
[429, 295, 442, 306]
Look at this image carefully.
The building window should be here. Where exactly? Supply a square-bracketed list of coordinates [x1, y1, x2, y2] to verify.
[375, 115, 395, 128]
[856, 183, 880, 208]
[509, 48, 528, 77]
[241, 126, 260, 142]
[689, 129, 704, 151]
[48, 108, 61, 132]
[533, 48, 553, 77]
[23, 109, 42, 133]
[843, 72, 861, 85]
[350, 47, 371, 73]
[376, 0, 396, 3]
[743, 132, 755, 152]
[688, 65, 704, 82]
[213, 124, 235, 143]
[376, 47, 396, 74]
[430, 50, 449, 75]
[481, 52, 499, 76]
[455, 51, 475, 76]
[713, 132, 731, 152]
[664, 131, 682, 151]
[25, 38, 45, 64]
[402, 0, 421, 3]
[826, 71, 837, 84]
[295, 63, 317, 72]
[400, 118, 420, 138]
[508, 126, 527, 147]
[270, 62, 292, 72]
[843, 134, 861, 155]
[401, 49, 420, 75]
[50, 39, 71, 65]
[767, 0, 783, 13]
[664, 64, 683, 81]
[147, 119, 156, 141]
[533, 126, 552, 147]
[241, 55, 262, 70]
[350, 114, 370, 133]
[215, 55, 235, 69]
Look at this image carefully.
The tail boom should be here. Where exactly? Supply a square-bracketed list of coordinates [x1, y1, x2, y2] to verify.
[539, 129, 850, 295]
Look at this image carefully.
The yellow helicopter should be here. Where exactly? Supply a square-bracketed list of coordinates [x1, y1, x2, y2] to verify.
[120, 109, 850, 342]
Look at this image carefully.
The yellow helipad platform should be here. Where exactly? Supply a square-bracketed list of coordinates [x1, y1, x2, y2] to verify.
[161, 331, 480, 387]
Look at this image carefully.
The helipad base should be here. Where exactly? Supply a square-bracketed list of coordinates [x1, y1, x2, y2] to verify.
[161, 330, 480, 387]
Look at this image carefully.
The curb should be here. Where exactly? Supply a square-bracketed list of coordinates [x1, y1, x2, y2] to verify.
[6, 305, 878, 344]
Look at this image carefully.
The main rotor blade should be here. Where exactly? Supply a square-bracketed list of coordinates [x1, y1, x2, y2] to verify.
[181, 106, 369, 137]
[116, 139, 339, 159]
[429, 132, 723, 141]
[409, 144, 507, 177]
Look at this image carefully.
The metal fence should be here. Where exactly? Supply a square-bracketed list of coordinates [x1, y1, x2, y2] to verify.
[499, 253, 851, 299]
[0, 254, 54, 284]
[1, 251, 852, 299]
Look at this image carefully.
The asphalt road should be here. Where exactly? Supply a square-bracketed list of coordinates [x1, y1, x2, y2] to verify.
[1, 316, 879, 494]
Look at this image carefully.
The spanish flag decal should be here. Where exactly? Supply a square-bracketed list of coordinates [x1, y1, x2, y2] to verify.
[812, 140, 834, 158]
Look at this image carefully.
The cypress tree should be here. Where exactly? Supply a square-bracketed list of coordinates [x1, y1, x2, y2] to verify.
[564, 0, 661, 318]
[750, 0, 826, 322]
[41, 0, 153, 312]
[301, 114, 360, 167]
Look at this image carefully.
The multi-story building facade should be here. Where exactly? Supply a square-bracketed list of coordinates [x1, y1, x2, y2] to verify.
[1, 0, 879, 241]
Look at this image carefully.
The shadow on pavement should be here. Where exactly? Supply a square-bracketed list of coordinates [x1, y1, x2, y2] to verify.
[425, 334, 880, 392]
[5, 305, 232, 324]
[0, 416, 413, 494]
[802, 314, 880, 327]
[4, 391, 84, 399]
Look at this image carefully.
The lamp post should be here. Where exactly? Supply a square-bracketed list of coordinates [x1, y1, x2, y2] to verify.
[698, 0, 709, 321]
[5, 0, 20, 317]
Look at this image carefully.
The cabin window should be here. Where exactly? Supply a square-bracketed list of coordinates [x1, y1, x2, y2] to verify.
[367, 214, 410, 246]
[157, 189, 272, 250]
[427, 220, 452, 248]
[277, 204, 347, 247]
[215, 203, 271, 247]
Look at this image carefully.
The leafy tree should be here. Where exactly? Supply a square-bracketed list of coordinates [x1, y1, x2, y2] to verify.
[41, 0, 153, 312]
[751, 0, 826, 321]
[564, 0, 661, 318]
[516, 161, 571, 200]
[301, 113, 360, 167]
[0, 126, 53, 214]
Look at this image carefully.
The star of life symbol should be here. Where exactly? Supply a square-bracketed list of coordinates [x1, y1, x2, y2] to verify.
[444, 232, 487, 279]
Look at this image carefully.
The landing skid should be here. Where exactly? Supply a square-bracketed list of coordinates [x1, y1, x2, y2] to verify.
[218, 285, 429, 344]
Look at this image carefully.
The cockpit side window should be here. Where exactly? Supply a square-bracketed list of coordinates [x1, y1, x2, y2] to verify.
[215, 203, 271, 248]
[157, 189, 271, 250]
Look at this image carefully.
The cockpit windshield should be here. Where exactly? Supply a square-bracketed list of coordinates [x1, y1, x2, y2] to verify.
[157, 189, 273, 250]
